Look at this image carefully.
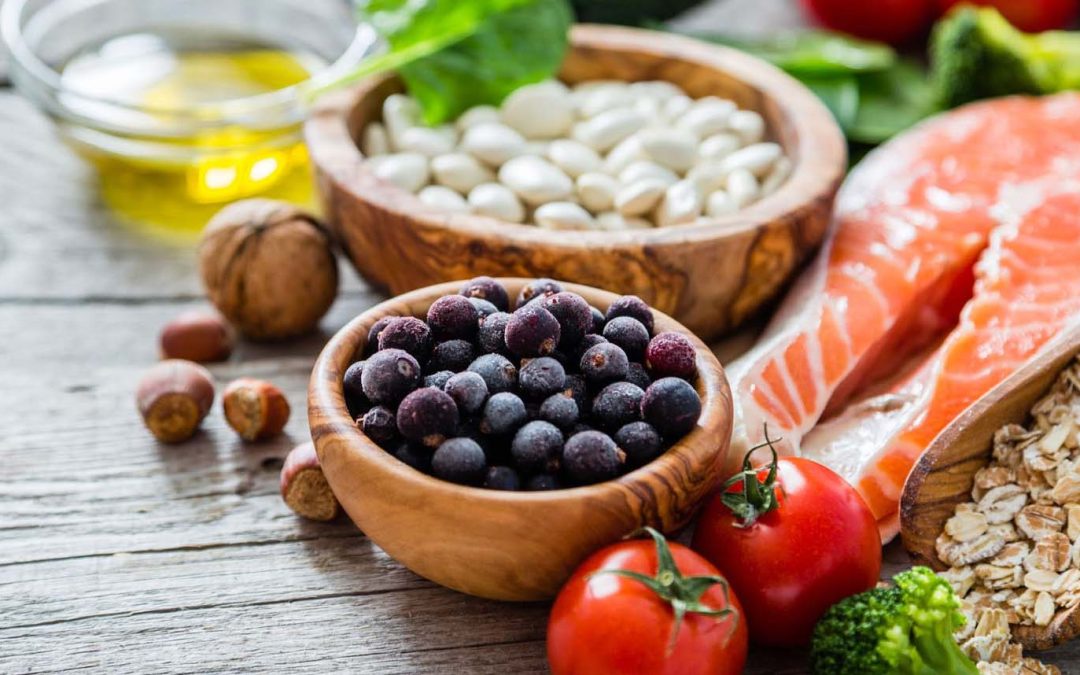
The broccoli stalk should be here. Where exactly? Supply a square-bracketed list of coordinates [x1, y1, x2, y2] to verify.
[810, 567, 979, 675]
[931, 6, 1080, 108]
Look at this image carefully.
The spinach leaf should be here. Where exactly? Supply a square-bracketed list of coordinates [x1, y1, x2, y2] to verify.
[681, 31, 896, 76]
[848, 60, 935, 144]
[800, 75, 860, 130]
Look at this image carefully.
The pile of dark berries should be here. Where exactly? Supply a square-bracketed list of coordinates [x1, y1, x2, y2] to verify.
[343, 277, 703, 490]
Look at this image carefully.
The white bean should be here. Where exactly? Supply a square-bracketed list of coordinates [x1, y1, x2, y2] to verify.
[760, 156, 793, 196]
[718, 142, 783, 178]
[547, 139, 602, 178]
[361, 122, 389, 157]
[418, 185, 469, 212]
[727, 109, 766, 144]
[431, 153, 494, 194]
[637, 128, 698, 173]
[633, 97, 663, 120]
[572, 108, 649, 152]
[706, 190, 738, 217]
[662, 95, 693, 121]
[676, 97, 737, 138]
[396, 125, 457, 157]
[615, 179, 667, 216]
[535, 202, 595, 231]
[596, 211, 653, 231]
[382, 94, 421, 149]
[576, 172, 620, 213]
[578, 85, 635, 118]
[461, 123, 527, 167]
[699, 133, 741, 160]
[468, 183, 526, 223]
[370, 153, 430, 193]
[602, 135, 647, 175]
[629, 80, 685, 102]
[498, 155, 574, 205]
[501, 81, 575, 139]
[726, 168, 760, 208]
[456, 105, 501, 131]
[619, 161, 679, 187]
[686, 161, 728, 194]
[656, 180, 703, 227]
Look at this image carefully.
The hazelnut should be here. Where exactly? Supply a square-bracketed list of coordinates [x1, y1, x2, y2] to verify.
[199, 199, 338, 341]
[280, 442, 340, 521]
[160, 310, 235, 362]
[136, 360, 215, 443]
[222, 377, 290, 441]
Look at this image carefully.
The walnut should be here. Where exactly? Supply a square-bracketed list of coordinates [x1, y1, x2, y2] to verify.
[199, 199, 338, 340]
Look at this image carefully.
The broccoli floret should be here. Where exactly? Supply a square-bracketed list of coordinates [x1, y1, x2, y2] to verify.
[931, 6, 1080, 108]
[810, 567, 979, 675]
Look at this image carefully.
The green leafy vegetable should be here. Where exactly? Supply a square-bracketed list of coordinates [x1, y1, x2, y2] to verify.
[848, 60, 935, 144]
[700, 31, 897, 77]
[801, 75, 860, 130]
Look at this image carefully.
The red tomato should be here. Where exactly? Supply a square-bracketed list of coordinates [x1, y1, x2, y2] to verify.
[547, 530, 748, 675]
[800, 0, 937, 44]
[936, 0, 1079, 32]
[691, 452, 881, 647]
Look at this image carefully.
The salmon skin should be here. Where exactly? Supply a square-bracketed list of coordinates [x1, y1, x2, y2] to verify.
[727, 95, 1080, 541]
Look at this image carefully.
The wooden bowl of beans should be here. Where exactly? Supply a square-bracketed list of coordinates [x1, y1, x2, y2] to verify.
[305, 25, 846, 341]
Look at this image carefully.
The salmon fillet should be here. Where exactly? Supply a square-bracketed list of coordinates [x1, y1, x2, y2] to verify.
[727, 95, 1080, 540]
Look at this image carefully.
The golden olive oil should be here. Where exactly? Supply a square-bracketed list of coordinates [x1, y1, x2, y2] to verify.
[60, 29, 326, 235]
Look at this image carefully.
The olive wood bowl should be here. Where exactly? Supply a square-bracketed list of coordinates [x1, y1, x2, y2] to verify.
[305, 24, 846, 342]
[901, 323, 1080, 650]
[308, 279, 733, 601]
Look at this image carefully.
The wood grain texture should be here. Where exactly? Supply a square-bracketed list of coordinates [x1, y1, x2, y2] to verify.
[309, 279, 733, 601]
[305, 24, 846, 342]
[901, 324, 1080, 651]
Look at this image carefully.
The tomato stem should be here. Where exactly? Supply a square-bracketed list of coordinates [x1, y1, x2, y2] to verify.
[720, 423, 782, 527]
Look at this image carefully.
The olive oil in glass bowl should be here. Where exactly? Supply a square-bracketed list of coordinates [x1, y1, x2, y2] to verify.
[3, 0, 373, 235]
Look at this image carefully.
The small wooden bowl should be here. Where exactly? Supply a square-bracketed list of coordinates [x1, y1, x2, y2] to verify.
[308, 279, 733, 601]
[901, 324, 1080, 650]
[305, 25, 846, 342]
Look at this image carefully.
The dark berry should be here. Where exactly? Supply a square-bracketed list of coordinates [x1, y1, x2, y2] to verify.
[426, 295, 479, 341]
[603, 316, 650, 361]
[525, 473, 561, 491]
[642, 377, 702, 439]
[391, 442, 432, 473]
[571, 423, 595, 435]
[444, 371, 489, 414]
[626, 362, 652, 391]
[580, 343, 629, 384]
[343, 361, 370, 418]
[432, 438, 487, 485]
[511, 420, 563, 474]
[645, 331, 697, 380]
[424, 370, 454, 390]
[573, 333, 608, 362]
[515, 278, 564, 309]
[366, 317, 393, 356]
[361, 349, 421, 405]
[562, 374, 589, 413]
[545, 350, 571, 370]
[484, 466, 521, 491]
[361, 405, 398, 448]
[562, 431, 626, 484]
[614, 421, 663, 468]
[377, 316, 432, 361]
[480, 392, 527, 435]
[606, 295, 654, 334]
[519, 356, 567, 400]
[505, 303, 561, 358]
[467, 297, 500, 320]
[460, 276, 510, 311]
[539, 392, 579, 430]
[478, 312, 511, 355]
[592, 382, 644, 431]
[542, 292, 593, 347]
[427, 339, 477, 373]
[468, 353, 518, 394]
[396, 388, 459, 448]
[589, 306, 606, 334]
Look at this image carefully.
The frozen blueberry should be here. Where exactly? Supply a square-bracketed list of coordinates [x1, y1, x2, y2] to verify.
[361, 349, 421, 405]
[343, 361, 370, 418]
[468, 353, 518, 394]
[562, 431, 626, 484]
[428, 339, 477, 373]
[603, 316, 650, 361]
[572, 333, 608, 362]
[377, 316, 432, 362]
[515, 278, 564, 309]
[580, 342, 629, 384]
[642, 377, 702, 439]
[361, 405, 398, 448]
[424, 370, 455, 390]
[542, 292, 593, 347]
[539, 392, 579, 430]
[432, 438, 487, 485]
[605, 295, 654, 335]
[505, 303, 561, 358]
[366, 317, 393, 356]
[478, 312, 512, 355]
[427, 295, 479, 341]
[571, 423, 595, 436]
[525, 473, 561, 491]
[484, 466, 521, 491]
[626, 362, 652, 391]
[511, 420, 564, 474]
[614, 421, 663, 468]
[589, 306, 606, 334]
[592, 382, 644, 431]
[468, 297, 500, 320]
[645, 331, 697, 380]
[391, 442, 432, 473]
[396, 387, 459, 448]
[519, 356, 567, 400]
[444, 371, 489, 415]
[562, 374, 589, 414]
[460, 276, 510, 312]
[480, 392, 528, 435]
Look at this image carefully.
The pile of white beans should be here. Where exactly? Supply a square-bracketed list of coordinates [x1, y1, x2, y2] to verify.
[360, 79, 791, 231]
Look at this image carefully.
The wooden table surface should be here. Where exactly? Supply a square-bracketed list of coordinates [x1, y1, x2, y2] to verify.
[3, 1, 1080, 672]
